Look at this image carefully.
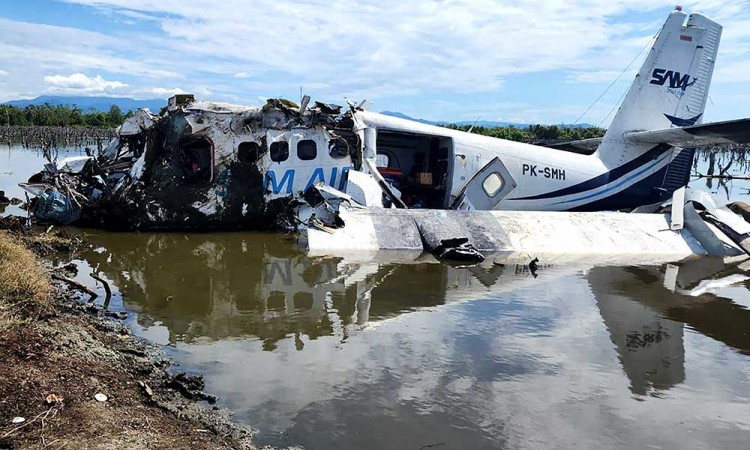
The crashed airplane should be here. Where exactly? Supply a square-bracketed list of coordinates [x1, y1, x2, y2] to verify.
[19, 8, 750, 262]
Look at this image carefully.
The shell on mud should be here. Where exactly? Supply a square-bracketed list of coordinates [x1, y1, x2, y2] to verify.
[94, 393, 108, 402]
[11, 417, 25, 424]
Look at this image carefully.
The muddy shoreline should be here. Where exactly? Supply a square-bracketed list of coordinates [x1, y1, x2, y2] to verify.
[0, 218, 290, 450]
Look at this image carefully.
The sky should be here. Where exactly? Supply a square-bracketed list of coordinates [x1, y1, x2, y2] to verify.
[0, 0, 749, 125]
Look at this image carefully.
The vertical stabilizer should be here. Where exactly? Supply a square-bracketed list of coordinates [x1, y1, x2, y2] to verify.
[599, 9, 722, 162]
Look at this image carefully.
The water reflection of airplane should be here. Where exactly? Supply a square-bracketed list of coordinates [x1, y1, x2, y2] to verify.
[80, 232, 541, 347]
[590, 258, 750, 395]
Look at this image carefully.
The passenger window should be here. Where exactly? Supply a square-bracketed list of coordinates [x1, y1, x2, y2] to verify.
[238, 142, 261, 163]
[270, 141, 289, 162]
[482, 172, 503, 197]
[375, 154, 389, 167]
[179, 137, 212, 183]
[329, 138, 349, 159]
[297, 139, 317, 161]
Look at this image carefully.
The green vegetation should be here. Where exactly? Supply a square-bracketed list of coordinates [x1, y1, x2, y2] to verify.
[0, 102, 607, 143]
[443, 123, 606, 142]
[0, 103, 133, 128]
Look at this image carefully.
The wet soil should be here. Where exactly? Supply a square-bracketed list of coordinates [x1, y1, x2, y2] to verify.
[0, 219, 287, 450]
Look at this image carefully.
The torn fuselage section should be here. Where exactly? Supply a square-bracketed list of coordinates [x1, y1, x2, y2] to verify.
[22, 97, 363, 230]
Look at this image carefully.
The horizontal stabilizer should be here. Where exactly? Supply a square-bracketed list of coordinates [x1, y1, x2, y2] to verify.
[543, 137, 602, 154]
[625, 118, 750, 147]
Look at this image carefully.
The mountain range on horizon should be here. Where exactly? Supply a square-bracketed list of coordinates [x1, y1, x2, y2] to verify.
[2, 95, 166, 114]
[1, 95, 595, 128]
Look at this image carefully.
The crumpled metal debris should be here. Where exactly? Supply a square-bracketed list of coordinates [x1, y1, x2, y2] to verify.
[33, 187, 81, 225]
[20, 95, 362, 230]
[21, 154, 106, 226]
[291, 183, 361, 232]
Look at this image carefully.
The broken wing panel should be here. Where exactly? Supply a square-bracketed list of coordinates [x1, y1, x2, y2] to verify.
[625, 118, 750, 147]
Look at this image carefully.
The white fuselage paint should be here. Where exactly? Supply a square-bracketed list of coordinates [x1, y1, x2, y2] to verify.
[256, 109, 674, 212]
[263, 127, 354, 199]
[355, 111, 671, 211]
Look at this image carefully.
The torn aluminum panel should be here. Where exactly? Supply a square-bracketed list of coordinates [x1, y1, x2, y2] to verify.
[21, 95, 364, 230]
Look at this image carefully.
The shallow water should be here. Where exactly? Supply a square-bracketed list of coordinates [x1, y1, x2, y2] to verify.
[75, 234, 750, 450]
[3, 145, 750, 449]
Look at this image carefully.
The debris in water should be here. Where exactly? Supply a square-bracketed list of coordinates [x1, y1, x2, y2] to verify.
[57, 262, 79, 276]
[529, 257, 540, 278]
[168, 372, 217, 404]
[90, 272, 112, 308]
[52, 273, 97, 299]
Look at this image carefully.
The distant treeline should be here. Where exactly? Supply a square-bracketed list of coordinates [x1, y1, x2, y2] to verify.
[443, 123, 606, 142]
[0, 102, 607, 143]
[0, 103, 134, 128]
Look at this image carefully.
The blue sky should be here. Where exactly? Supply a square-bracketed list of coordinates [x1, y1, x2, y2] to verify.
[1, 0, 749, 124]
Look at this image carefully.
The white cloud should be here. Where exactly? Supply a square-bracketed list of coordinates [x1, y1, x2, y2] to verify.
[43, 72, 128, 94]
[57, 0, 685, 95]
[0, 0, 747, 121]
[0, 69, 8, 76]
[146, 87, 188, 96]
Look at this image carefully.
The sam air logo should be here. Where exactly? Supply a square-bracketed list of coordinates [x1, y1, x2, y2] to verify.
[650, 68, 697, 91]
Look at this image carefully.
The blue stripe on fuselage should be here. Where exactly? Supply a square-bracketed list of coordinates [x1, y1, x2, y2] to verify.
[509, 144, 672, 201]
[551, 151, 672, 205]
[570, 164, 673, 211]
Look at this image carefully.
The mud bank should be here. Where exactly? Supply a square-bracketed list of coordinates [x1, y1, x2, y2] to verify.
[0, 220, 289, 450]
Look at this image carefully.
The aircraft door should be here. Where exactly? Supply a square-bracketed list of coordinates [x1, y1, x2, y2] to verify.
[451, 157, 516, 210]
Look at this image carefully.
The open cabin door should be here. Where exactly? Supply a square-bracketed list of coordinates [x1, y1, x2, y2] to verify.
[451, 157, 516, 211]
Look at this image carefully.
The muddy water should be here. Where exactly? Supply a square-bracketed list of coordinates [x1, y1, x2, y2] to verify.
[74, 234, 750, 450]
[3, 145, 750, 449]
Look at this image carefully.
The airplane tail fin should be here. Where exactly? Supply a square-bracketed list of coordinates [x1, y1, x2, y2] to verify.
[601, 9, 722, 148]
[570, 10, 724, 210]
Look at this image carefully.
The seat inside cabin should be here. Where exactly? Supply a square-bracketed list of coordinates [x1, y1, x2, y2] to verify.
[375, 131, 452, 208]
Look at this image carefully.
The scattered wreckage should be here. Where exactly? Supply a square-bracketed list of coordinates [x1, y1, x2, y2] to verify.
[20, 95, 362, 229]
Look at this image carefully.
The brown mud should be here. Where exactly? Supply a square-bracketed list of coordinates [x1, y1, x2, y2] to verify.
[0, 218, 292, 450]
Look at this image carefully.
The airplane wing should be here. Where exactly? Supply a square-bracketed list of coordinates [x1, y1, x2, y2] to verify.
[625, 118, 750, 148]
